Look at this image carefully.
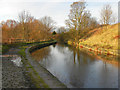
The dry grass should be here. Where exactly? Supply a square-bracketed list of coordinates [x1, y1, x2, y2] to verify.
[80, 23, 119, 50]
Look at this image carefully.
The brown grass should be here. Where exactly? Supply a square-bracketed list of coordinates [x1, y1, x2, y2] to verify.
[80, 23, 119, 50]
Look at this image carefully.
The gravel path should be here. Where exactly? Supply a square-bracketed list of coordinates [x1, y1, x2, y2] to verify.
[2, 44, 67, 88]
[2, 48, 34, 88]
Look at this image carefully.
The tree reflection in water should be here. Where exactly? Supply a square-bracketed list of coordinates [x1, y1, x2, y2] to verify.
[31, 44, 119, 88]
[31, 46, 51, 61]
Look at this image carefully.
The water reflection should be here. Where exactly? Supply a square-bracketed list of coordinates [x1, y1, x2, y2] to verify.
[31, 46, 50, 61]
[31, 44, 119, 88]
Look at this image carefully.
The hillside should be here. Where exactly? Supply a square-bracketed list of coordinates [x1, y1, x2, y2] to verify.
[80, 23, 119, 50]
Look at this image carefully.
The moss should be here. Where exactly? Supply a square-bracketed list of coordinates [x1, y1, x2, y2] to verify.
[18, 40, 58, 88]
[19, 48, 50, 88]
[18, 48, 26, 58]
[22, 56, 50, 88]
[24, 59, 50, 88]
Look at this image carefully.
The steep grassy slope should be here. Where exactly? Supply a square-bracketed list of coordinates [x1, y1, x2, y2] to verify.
[80, 23, 119, 50]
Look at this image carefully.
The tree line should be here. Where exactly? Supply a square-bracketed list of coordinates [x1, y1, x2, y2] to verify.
[57, 0, 116, 44]
[2, 11, 55, 44]
[1, 1, 116, 44]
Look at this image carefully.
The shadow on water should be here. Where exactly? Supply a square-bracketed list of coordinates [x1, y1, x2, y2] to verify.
[31, 44, 119, 88]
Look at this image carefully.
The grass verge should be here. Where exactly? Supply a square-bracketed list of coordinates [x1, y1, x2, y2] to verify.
[18, 40, 57, 88]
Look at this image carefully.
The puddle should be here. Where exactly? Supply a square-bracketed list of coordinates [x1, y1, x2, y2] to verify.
[1, 55, 23, 67]
[11, 55, 23, 67]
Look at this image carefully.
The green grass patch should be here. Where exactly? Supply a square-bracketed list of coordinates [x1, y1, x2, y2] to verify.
[5, 40, 57, 88]
[18, 48, 26, 58]
[24, 58, 50, 88]
[18, 40, 57, 88]
[2, 44, 11, 54]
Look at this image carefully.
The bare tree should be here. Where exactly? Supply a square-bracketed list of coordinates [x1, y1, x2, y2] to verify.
[66, 1, 86, 30]
[100, 4, 113, 25]
[57, 27, 66, 33]
[65, 0, 98, 43]
[65, 1, 87, 42]
[40, 16, 56, 32]
[18, 10, 33, 24]
[18, 10, 34, 41]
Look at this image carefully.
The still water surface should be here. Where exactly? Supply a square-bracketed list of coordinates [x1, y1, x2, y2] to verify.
[31, 44, 119, 88]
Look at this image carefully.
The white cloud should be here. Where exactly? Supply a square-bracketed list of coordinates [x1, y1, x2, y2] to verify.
[0, 0, 119, 26]
[0, 1, 71, 26]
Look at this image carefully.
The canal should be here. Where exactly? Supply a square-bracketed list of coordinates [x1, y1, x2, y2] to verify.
[31, 44, 119, 88]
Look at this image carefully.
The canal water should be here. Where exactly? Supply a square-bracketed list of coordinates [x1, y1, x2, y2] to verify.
[31, 44, 119, 88]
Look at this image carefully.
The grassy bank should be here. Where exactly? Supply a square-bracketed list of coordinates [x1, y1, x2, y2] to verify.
[68, 23, 119, 57]
[18, 40, 58, 88]
[2, 43, 29, 54]
[2, 40, 57, 54]
[29, 40, 57, 53]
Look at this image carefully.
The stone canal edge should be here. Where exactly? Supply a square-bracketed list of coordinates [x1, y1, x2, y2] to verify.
[2, 41, 67, 88]
[24, 43, 67, 88]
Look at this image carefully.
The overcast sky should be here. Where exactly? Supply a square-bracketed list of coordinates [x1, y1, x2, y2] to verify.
[0, 0, 119, 27]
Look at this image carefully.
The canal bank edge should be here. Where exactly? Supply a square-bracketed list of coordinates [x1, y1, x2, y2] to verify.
[24, 41, 67, 88]
[67, 41, 119, 60]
